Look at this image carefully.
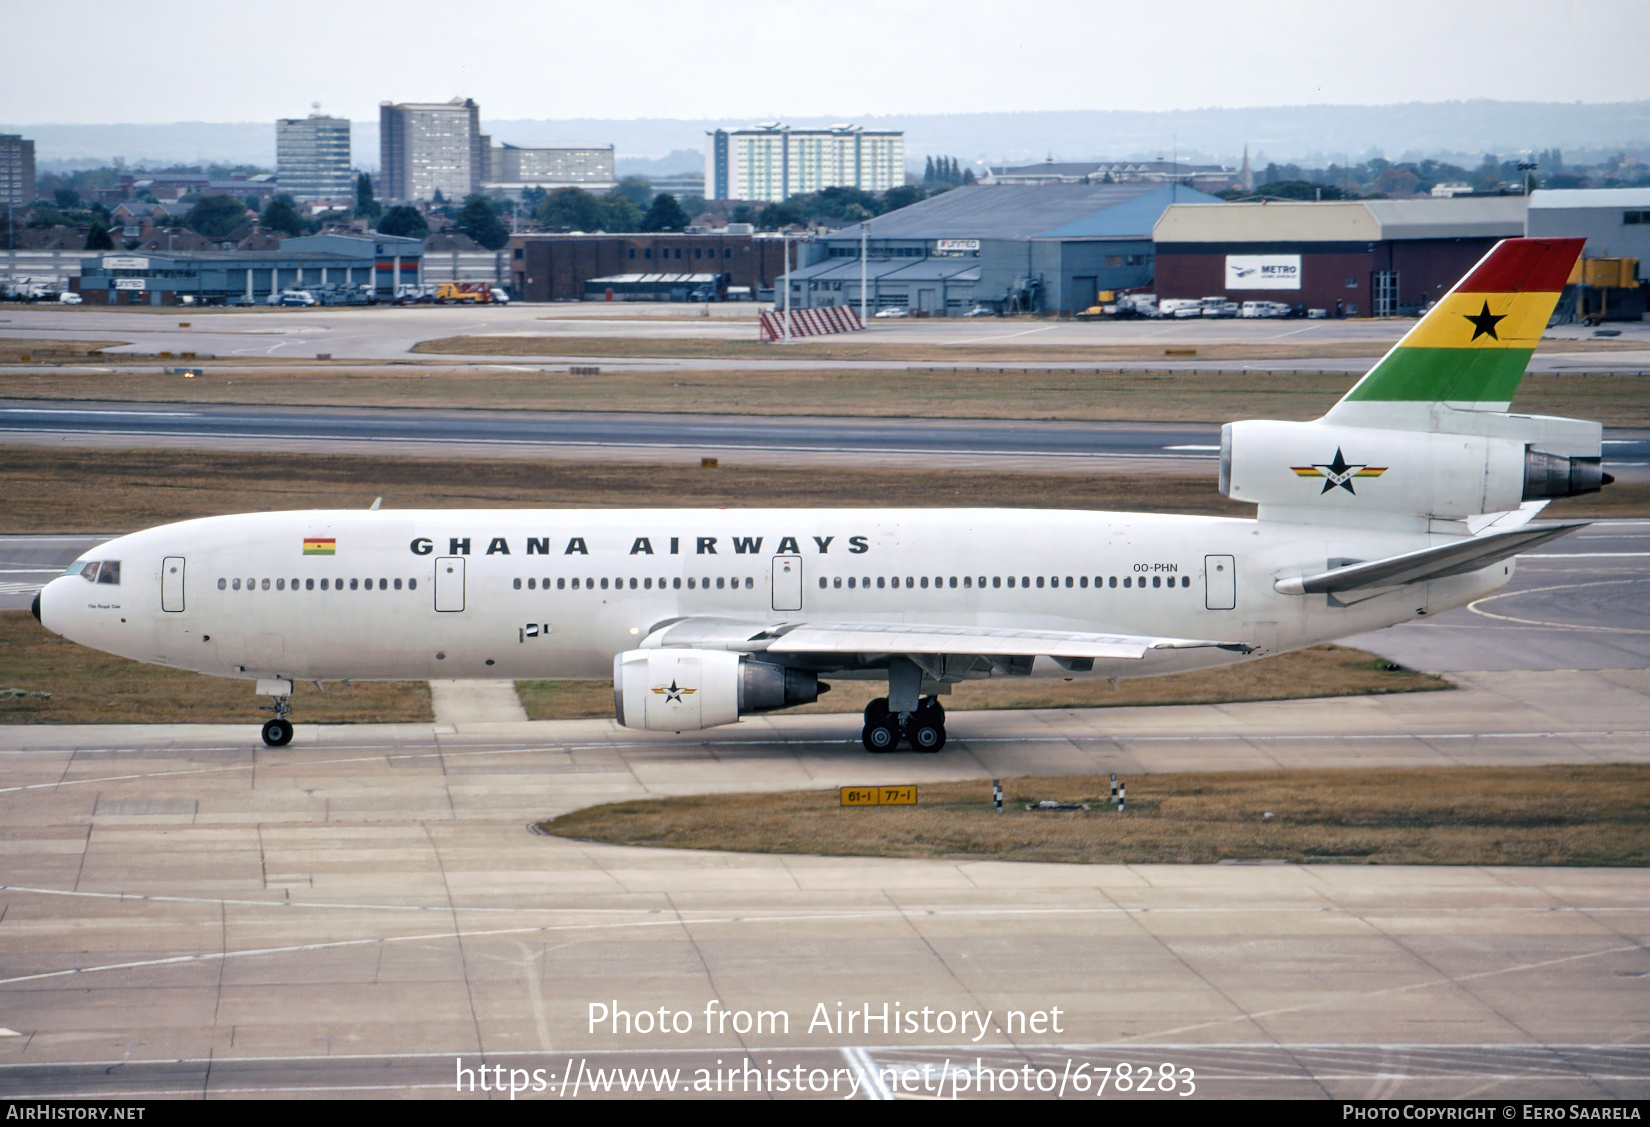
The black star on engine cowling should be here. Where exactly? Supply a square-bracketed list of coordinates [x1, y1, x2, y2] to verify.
[1313, 448, 1366, 495]
[1463, 300, 1507, 342]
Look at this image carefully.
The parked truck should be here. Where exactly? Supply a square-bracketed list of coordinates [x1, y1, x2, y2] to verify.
[436, 281, 494, 304]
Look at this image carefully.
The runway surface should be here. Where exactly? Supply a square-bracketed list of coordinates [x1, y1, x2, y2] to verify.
[4, 304, 1647, 371]
[0, 671, 1646, 1100]
[0, 398, 1225, 464]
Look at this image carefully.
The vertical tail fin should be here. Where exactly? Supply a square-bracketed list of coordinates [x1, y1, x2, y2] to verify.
[1324, 237, 1584, 426]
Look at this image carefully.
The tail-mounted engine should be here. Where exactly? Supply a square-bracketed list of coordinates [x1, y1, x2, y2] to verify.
[613, 649, 823, 732]
[1219, 414, 1608, 521]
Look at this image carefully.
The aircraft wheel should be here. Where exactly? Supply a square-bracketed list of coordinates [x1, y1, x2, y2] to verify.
[261, 718, 293, 747]
[905, 716, 946, 753]
[861, 720, 900, 753]
[863, 697, 889, 725]
[917, 696, 945, 724]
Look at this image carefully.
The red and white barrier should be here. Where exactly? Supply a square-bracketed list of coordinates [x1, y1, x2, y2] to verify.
[758, 306, 865, 342]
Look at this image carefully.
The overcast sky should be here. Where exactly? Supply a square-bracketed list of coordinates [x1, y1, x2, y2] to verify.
[7, 0, 1649, 124]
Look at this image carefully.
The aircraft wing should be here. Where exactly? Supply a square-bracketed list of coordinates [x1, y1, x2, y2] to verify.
[763, 622, 1250, 660]
[1273, 521, 1586, 596]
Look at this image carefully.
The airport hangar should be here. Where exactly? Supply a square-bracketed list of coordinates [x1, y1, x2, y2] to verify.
[69, 232, 425, 305]
[508, 230, 792, 302]
[784, 182, 1220, 316]
[1151, 196, 1528, 316]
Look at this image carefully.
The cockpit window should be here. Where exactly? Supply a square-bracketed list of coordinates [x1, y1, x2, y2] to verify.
[65, 560, 120, 584]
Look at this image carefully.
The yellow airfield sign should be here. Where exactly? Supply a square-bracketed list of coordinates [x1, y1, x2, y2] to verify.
[840, 786, 917, 807]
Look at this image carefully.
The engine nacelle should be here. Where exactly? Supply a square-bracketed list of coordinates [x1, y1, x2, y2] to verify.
[1220, 417, 1605, 520]
[613, 649, 822, 732]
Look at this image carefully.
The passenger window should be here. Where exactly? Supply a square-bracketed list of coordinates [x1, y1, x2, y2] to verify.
[1021, 576, 1029, 587]
[514, 578, 522, 590]
[1007, 576, 1015, 588]
[260, 578, 269, 591]
[601, 578, 609, 590]
[1036, 577, 1044, 588]
[643, 578, 651, 589]
[527, 578, 535, 590]
[1109, 576, 1117, 588]
[744, 577, 753, 589]
[963, 576, 972, 588]
[350, 578, 359, 590]
[921, 577, 929, 589]
[993, 577, 1001, 588]
[409, 579, 416, 590]
[557, 578, 565, 589]
[1182, 576, 1191, 588]
[306, 578, 314, 590]
[572, 578, 580, 589]
[948, 576, 957, 588]
[906, 577, 914, 588]
[1123, 577, 1131, 588]
[379, 578, 387, 590]
[1080, 576, 1088, 588]
[395, 579, 403, 590]
[629, 578, 638, 589]
[717, 578, 725, 589]
[543, 578, 550, 589]
[672, 578, 680, 589]
[1065, 577, 1073, 588]
[233, 578, 241, 590]
[821, 578, 829, 589]
[1153, 576, 1161, 588]
[876, 577, 885, 589]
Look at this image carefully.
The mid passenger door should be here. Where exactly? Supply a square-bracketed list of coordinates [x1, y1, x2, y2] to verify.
[435, 556, 465, 612]
[161, 556, 185, 612]
[771, 555, 802, 612]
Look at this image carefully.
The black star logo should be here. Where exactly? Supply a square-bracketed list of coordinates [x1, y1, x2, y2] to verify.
[652, 679, 695, 703]
[1463, 300, 1507, 342]
[1312, 447, 1366, 495]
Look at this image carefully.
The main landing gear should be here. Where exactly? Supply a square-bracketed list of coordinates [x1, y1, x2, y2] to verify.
[861, 696, 946, 753]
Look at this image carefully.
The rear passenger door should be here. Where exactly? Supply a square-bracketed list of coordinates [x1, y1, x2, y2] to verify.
[161, 557, 185, 612]
[1204, 555, 1236, 610]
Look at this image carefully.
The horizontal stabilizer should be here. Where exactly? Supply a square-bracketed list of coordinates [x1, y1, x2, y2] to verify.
[766, 622, 1249, 660]
[1274, 521, 1586, 596]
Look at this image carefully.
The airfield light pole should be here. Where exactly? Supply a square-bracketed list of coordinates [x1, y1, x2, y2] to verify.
[782, 232, 792, 344]
[859, 219, 868, 323]
[1517, 160, 1538, 195]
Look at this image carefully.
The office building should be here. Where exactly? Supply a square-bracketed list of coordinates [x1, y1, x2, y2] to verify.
[509, 231, 788, 302]
[277, 114, 352, 201]
[706, 124, 903, 202]
[485, 144, 617, 196]
[379, 98, 486, 202]
[0, 135, 36, 208]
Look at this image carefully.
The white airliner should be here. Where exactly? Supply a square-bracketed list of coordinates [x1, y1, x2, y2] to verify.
[36, 238, 1608, 750]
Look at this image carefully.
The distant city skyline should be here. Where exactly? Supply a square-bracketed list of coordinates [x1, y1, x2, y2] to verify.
[5, 0, 1648, 125]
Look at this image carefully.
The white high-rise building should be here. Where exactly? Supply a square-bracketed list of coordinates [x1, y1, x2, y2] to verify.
[379, 98, 487, 203]
[276, 114, 351, 202]
[705, 123, 903, 202]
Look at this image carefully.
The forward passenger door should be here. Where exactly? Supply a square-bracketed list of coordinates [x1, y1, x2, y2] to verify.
[771, 555, 802, 612]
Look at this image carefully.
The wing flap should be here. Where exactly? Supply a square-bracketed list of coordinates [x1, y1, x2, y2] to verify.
[1274, 521, 1586, 596]
[766, 622, 1246, 661]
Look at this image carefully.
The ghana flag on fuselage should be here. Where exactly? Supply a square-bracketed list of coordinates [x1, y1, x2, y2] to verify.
[1325, 237, 1584, 424]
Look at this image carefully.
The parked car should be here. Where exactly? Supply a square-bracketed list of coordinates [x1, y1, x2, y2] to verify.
[872, 307, 909, 319]
[229, 295, 256, 307]
[962, 305, 995, 317]
[275, 290, 317, 307]
[57, 291, 82, 305]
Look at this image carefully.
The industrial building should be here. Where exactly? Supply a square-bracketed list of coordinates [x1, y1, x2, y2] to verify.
[706, 124, 903, 202]
[0, 134, 35, 208]
[784, 182, 1218, 315]
[379, 98, 489, 202]
[1152, 197, 1528, 316]
[982, 158, 1234, 192]
[1529, 188, 1650, 322]
[484, 144, 617, 197]
[72, 233, 423, 305]
[276, 114, 352, 202]
[508, 232, 790, 302]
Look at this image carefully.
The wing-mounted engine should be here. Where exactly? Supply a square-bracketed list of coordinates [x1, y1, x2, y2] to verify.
[1219, 413, 1608, 524]
[613, 649, 823, 732]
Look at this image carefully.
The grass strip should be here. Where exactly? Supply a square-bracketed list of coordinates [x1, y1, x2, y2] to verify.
[539, 764, 1650, 867]
[6, 359, 1647, 426]
[0, 609, 432, 725]
[517, 644, 1449, 721]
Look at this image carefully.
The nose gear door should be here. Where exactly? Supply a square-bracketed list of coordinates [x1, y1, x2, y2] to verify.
[161, 556, 185, 612]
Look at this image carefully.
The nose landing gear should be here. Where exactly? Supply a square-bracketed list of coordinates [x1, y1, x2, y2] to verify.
[257, 678, 295, 746]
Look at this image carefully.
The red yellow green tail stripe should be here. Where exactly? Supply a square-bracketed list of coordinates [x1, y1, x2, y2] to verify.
[1328, 237, 1584, 418]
